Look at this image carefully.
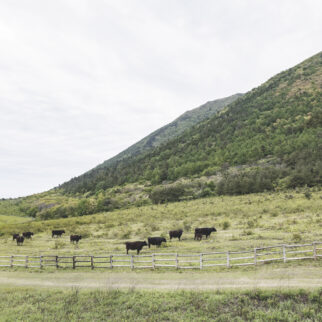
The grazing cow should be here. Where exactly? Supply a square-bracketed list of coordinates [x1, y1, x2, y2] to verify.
[52, 230, 65, 238]
[148, 237, 166, 248]
[169, 229, 183, 241]
[194, 227, 217, 240]
[125, 241, 148, 255]
[70, 235, 82, 244]
[12, 233, 19, 241]
[195, 233, 203, 241]
[23, 232, 34, 239]
[16, 236, 24, 246]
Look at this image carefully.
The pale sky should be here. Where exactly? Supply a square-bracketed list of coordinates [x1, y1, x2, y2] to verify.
[0, 0, 321, 198]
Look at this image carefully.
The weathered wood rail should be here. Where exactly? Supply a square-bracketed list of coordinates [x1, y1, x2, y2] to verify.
[0, 242, 321, 270]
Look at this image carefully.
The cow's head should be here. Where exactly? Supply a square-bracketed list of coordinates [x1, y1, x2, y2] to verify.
[79, 235, 82, 240]
[143, 241, 148, 246]
[211, 227, 217, 232]
[162, 237, 167, 242]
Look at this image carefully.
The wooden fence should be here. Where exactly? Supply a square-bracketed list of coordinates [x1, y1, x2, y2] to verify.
[0, 242, 321, 270]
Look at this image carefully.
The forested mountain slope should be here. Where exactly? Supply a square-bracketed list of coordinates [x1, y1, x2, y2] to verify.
[93, 93, 242, 169]
[62, 52, 322, 194]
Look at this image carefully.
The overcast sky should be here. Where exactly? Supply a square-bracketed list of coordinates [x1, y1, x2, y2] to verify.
[0, 0, 321, 198]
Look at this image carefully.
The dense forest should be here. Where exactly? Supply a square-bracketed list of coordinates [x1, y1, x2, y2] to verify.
[61, 52, 322, 195]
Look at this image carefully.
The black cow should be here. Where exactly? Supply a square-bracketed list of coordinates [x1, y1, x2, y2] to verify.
[23, 232, 34, 239]
[148, 237, 166, 248]
[12, 233, 19, 241]
[125, 241, 148, 254]
[169, 229, 183, 241]
[16, 236, 24, 246]
[70, 235, 82, 244]
[194, 227, 217, 240]
[52, 230, 65, 238]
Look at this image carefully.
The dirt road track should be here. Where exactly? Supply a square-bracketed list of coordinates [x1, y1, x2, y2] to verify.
[1, 266, 321, 290]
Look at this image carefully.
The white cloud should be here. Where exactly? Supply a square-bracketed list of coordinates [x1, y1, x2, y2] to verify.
[0, 0, 321, 197]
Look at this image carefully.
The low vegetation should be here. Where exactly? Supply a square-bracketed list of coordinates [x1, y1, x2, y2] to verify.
[0, 190, 321, 256]
[0, 287, 321, 321]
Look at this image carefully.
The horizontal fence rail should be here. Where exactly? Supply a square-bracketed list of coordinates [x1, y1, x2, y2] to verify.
[0, 242, 321, 270]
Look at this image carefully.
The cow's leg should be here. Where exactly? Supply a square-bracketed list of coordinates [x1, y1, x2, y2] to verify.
[148, 243, 150, 248]
[126, 248, 129, 254]
[137, 249, 139, 255]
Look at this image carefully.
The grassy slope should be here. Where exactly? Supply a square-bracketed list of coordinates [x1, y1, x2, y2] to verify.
[0, 190, 321, 256]
[0, 287, 321, 321]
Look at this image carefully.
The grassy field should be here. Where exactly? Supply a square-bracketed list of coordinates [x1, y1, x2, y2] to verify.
[0, 190, 321, 256]
[0, 287, 321, 321]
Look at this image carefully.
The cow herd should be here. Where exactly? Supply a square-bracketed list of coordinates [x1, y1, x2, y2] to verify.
[12, 230, 82, 246]
[125, 227, 217, 254]
[11, 226, 217, 254]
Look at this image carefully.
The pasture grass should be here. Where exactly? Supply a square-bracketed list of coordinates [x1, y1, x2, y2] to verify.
[0, 287, 321, 321]
[0, 190, 321, 256]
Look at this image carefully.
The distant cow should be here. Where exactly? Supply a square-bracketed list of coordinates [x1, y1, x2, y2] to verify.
[125, 241, 148, 255]
[52, 230, 65, 238]
[169, 229, 183, 241]
[194, 227, 217, 240]
[70, 235, 82, 244]
[12, 233, 19, 241]
[195, 233, 203, 241]
[23, 232, 34, 239]
[16, 236, 24, 246]
[148, 237, 166, 248]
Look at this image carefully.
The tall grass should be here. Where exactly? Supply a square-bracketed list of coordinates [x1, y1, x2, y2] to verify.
[0, 287, 321, 321]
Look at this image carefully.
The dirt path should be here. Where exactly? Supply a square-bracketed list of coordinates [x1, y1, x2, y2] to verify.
[1, 266, 322, 290]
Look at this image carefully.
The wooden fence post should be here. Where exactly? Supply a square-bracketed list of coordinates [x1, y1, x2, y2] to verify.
[72, 256, 76, 269]
[56, 256, 59, 269]
[10, 255, 13, 268]
[283, 245, 286, 263]
[152, 254, 155, 270]
[91, 256, 94, 269]
[25, 256, 29, 268]
[226, 251, 230, 268]
[313, 242, 317, 260]
[40, 255, 43, 269]
[110, 255, 113, 269]
[131, 255, 134, 269]
[200, 253, 203, 270]
[176, 253, 178, 269]
[254, 248, 257, 266]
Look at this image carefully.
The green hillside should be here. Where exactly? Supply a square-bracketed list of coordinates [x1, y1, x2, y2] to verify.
[85, 94, 242, 170]
[61, 52, 322, 194]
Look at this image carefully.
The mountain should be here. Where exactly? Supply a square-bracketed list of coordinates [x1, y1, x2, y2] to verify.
[95, 93, 243, 169]
[61, 51, 322, 194]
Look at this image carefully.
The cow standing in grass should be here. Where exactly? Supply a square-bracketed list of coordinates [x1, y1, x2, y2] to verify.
[125, 241, 147, 254]
[12, 234, 19, 241]
[23, 232, 34, 239]
[169, 229, 183, 241]
[70, 235, 82, 244]
[16, 236, 24, 246]
[194, 227, 217, 240]
[52, 230, 65, 238]
[148, 237, 166, 248]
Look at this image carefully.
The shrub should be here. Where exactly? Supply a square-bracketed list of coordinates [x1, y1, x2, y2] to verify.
[222, 221, 231, 230]
[292, 233, 302, 242]
[304, 190, 312, 200]
[149, 185, 186, 204]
